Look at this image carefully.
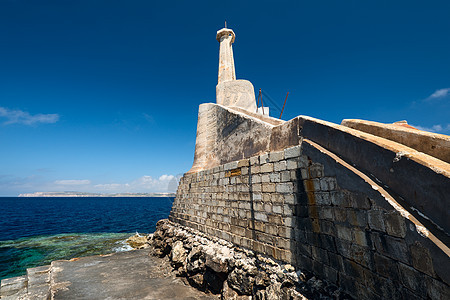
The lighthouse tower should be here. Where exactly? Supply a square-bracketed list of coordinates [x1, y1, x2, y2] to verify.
[215, 27, 257, 113]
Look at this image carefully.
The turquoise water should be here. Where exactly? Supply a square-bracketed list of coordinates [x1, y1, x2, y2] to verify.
[0, 197, 173, 280]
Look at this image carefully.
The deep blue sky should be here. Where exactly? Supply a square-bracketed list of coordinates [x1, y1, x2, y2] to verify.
[0, 0, 449, 196]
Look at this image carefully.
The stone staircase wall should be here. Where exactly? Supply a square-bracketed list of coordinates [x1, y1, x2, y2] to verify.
[170, 139, 450, 299]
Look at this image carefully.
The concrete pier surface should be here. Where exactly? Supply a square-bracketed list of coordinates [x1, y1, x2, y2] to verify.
[1, 249, 218, 300]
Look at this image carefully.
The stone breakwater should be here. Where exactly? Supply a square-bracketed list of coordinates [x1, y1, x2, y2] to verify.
[149, 219, 352, 300]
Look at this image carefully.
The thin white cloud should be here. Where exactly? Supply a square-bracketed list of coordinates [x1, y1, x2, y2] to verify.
[159, 174, 175, 181]
[412, 124, 450, 134]
[0, 107, 59, 125]
[55, 179, 91, 185]
[424, 88, 450, 101]
[93, 174, 179, 193]
[0, 173, 181, 196]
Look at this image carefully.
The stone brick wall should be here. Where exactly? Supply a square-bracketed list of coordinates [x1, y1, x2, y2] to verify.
[171, 145, 302, 263]
[170, 143, 449, 299]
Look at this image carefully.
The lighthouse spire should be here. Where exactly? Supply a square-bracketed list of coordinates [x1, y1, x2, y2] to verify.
[216, 27, 236, 84]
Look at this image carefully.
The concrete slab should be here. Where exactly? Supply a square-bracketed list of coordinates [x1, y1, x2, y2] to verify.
[0, 275, 27, 299]
[50, 249, 217, 300]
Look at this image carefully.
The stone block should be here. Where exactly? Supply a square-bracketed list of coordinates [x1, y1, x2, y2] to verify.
[265, 223, 278, 236]
[280, 170, 291, 182]
[261, 174, 270, 183]
[254, 212, 268, 222]
[351, 243, 373, 269]
[311, 246, 330, 265]
[371, 233, 410, 264]
[230, 225, 246, 236]
[384, 211, 406, 238]
[284, 194, 295, 205]
[262, 193, 271, 202]
[253, 220, 265, 232]
[277, 226, 292, 239]
[276, 182, 294, 193]
[303, 179, 320, 192]
[336, 225, 353, 241]
[312, 260, 326, 278]
[290, 170, 297, 180]
[273, 205, 282, 214]
[274, 161, 287, 172]
[296, 254, 313, 271]
[363, 269, 401, 300]
[284, 145, 301, 159]
[342, 258, 365, 280]
[269, 173, 281, 183]
[352, 228, 368, 247]
[241, 167, 249, 175]
[252, 184, 262, 192]
[398, 262, 427, 298]
[250, 156, 259, 165]
[251, 174, 261, 184]
[253, 193, 262, 201]
[264, 203, 272, 213]
[333, 208, 347, 223]
[298, 155, 309, 168]
[224, 161, 238, 170]
[339, 273, 358, 299]
[328, 252, 344, 271]
[260, 163, 274, 173]
[300, 168, 308, 179]
[318, 207, 333, 220]
[259, 153, 270, 164]
[269, 150, 284, 162]
[276, 237, 290, 249]
[286, 159, 298, 170]
[238, 202, 251, 210]
[319, 220, 336, 236]
[262, 183, 276, 193]
[283, 204, 293, 216]
[283, 217, 294, 227]
[309, 163, 324, 178]
[256, 232, 273, 245]
[426, 276, 450, 300]
[335, 239, 353, 259]
[267, 214, 282, 225]
[315, 192, 331, 205]
[319, 177, 337, 191]
[252, 240, 265, 253]
[251, 165, 260, 173]
[269, 194, 283, 203]
[368, 210, 386, 232]
[238, 159, 250, 167]
[373, 253, 400, 281]
[324, 265, 339, 284]
[351, 194, 371, 210]
[410, 241, 435, 277]
[347, 209, 368, 228]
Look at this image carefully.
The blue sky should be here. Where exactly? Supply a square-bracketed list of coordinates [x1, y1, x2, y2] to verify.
[0, 0, 449, 196]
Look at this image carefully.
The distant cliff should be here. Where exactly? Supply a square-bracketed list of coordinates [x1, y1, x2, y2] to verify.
[18, 191, 176, 197]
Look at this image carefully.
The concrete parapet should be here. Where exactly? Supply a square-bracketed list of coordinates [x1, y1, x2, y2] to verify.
[341, 119, 450, 163]
[297, 116, 450, 237]
[188, 103, 275, 173]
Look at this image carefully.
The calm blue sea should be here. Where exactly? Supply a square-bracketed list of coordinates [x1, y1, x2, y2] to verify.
[0, 197, 173, 281]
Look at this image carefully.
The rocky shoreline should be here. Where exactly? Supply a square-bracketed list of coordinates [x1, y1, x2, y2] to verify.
[131, 219, 352, 300]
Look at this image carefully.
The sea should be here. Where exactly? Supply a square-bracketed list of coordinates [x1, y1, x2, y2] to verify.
[0, 197, 174, 281]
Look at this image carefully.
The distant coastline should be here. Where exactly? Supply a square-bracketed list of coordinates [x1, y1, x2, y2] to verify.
[18, 191, 176, 197]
